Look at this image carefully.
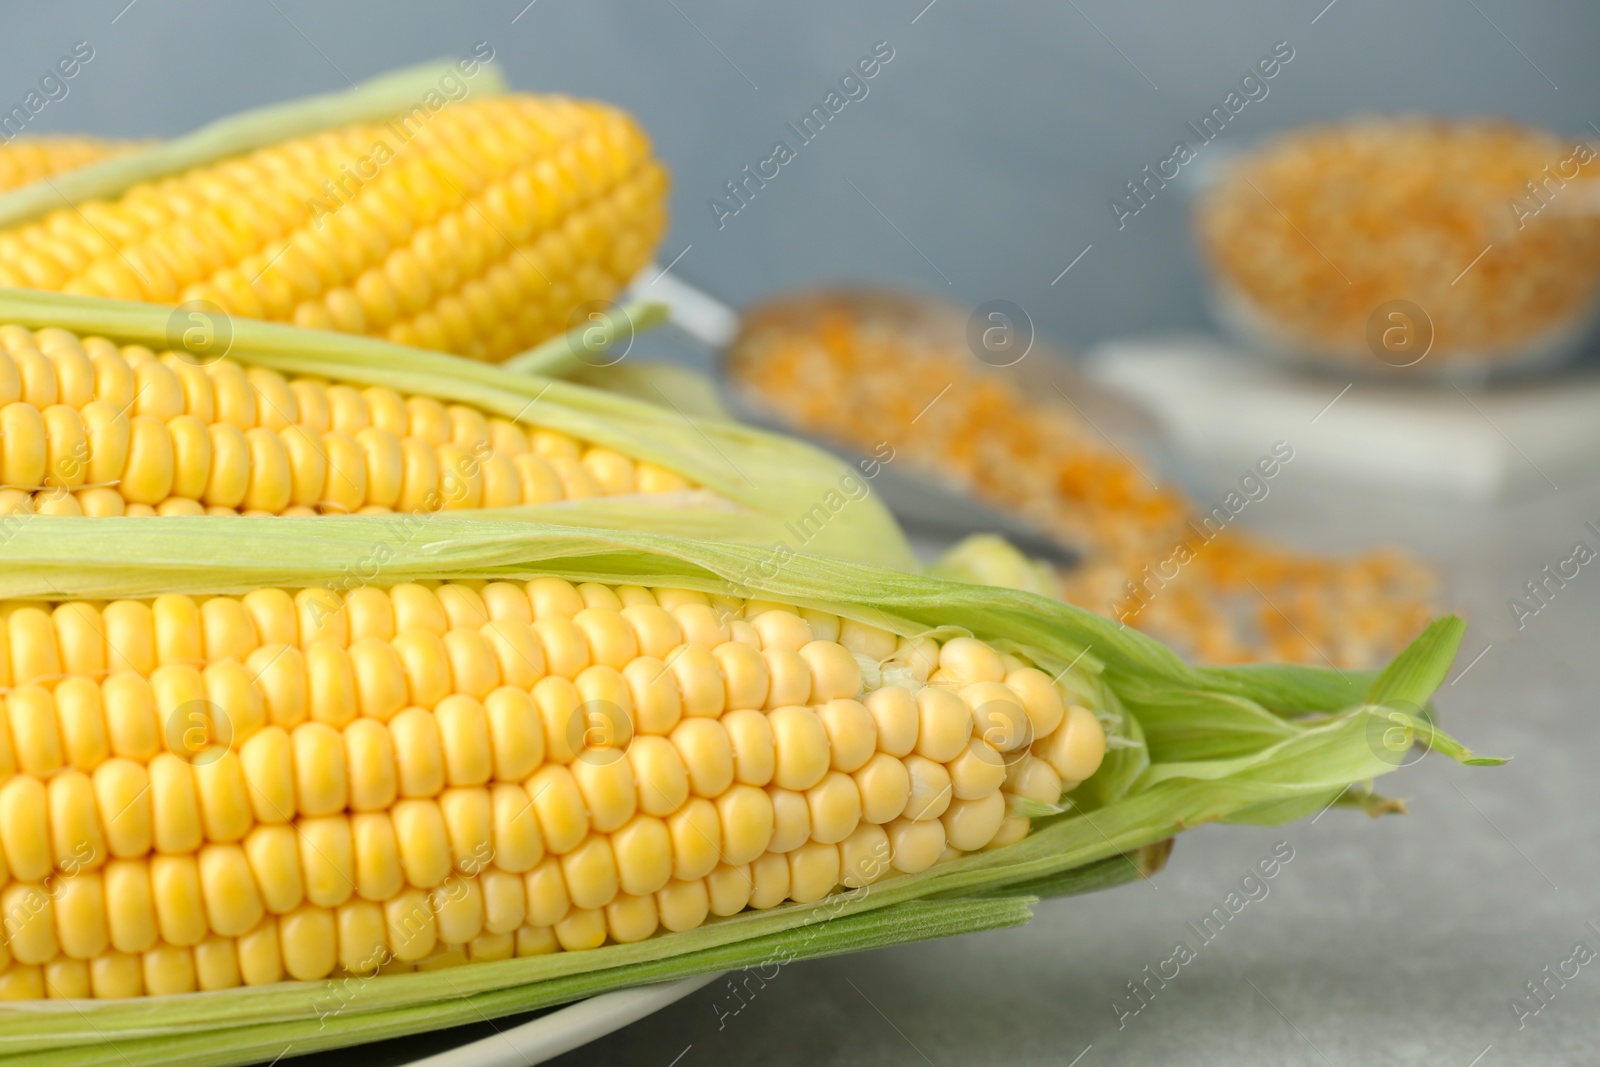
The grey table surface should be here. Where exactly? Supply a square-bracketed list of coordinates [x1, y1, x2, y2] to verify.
[528, 475, 1598, 1067]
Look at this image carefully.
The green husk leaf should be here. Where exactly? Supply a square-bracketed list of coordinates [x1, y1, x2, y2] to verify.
[568, 361, 734, 421]
[1, 897, 1036, 1066]
[0, 521, 1494, 1064]
[501, 300, 671, 377]
[0, 59, 505, 230]
[0, 288, 915, 569]
[1364, 614, 1468, 709]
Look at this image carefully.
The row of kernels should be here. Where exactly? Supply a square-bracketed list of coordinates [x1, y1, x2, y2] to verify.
[3, 487, 325, 518]
[0, 700, 550, 864]
[0, 630, 1058, 863]
[1, 810, 514, 964]
[0, 622, 890, 782]
[6, 705, 888, 893]
[0, 793, 1026, 996]
[0, 811, 961, 995]
[26, 105, 501, 298]
[0, 138, 128, 195]
[0, 582, 727, 682]
[0, 324, 693, 508]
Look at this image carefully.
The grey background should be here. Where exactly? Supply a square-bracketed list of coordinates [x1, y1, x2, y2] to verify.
[4, 2, 1597, 1064]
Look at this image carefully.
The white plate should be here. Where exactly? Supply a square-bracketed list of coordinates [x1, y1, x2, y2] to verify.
[393, 972, 720, 1067]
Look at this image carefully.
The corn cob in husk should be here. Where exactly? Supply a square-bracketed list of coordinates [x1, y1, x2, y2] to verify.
[0, 518, 1492, 1063]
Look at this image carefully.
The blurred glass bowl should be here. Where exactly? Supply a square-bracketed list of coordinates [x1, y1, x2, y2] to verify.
[1192, 117, 1600, 379]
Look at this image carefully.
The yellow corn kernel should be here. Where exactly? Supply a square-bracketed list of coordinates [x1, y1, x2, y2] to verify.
[292, 721, 349, 816]
[197, 842, 264, 937]
[712, 641, 768, 711]
[279, 904, 337, 981]
[51, 678, 105, 774]
[768, 705, 830, 792]
[90, 952, 143, 998]
[839, 823, 891, 888]
[150, 853, 206, 946]
[104, 858, 158, 954]
[94, 758, 152, 859]
[434, 874, 485, 945]
[948, 738, 1007, 800]
[706, 863, 752, 916]
[715, 784, 774, 866]
[149, 752, 203, 854]
[962, 681, 1031, 754]
[9, 613, 61, 689]
[55, 871, 109, 960]
[0, 776, 49, 882]
[194, 935, 241, 991]
[1005, 753, 1063, 805]
[393, 630, 452, 709]
[903, 756, 953, 822]
[142, 943, 196, 995]
[799, 640, 862, 702]
[351, 810, 405, 903]
[392, 798, 452, 889]
[484, 686, 543, 782]
[245, 823, 304, 915]
[53, 602, 105, 677]
[941, 791, 1007, 852]
[102, 672, 160, 760]
[48, 769, 106, 873]
[1006, 667, 1066, 738]
[523, 856, 571, 930]
[1032, 705, 1107, 785]
[384, 888, 437, 963]
[553, 906, 606, 951]
[436, 694, 493, 787]
[805, 771, 862, 845]
[337, 899, 388, 975]
[479, 866, 527, 937]
[748, 852, 790, 909]
[297, 814, 356, 909]
[667, 797, 722, 882]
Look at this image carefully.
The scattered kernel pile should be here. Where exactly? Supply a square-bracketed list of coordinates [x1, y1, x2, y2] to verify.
[0, 96, 667, 361]
[0, 577, 1106, 998]
[1196, 118, 1600, 364]
[732, 307, 1438, 666]
[0, 137, 133, 193]
[0, 323, 692, 517]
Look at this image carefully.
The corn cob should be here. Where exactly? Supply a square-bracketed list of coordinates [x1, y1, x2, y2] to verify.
[0, 290, 917, 569]
[0, 321, 692, 518]
[0, 574, 1104, 997]
[0, 76, 666, 362]
[0, 137, 133, 193]
[0, 519, 1490, 1059]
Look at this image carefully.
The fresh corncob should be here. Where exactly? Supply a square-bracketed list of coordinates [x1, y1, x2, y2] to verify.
[0, 321, 695, 518]
[0, 137, 133, 193]
[0, 574, 1103, 998]
[0, 64, 666, 362]
[0, 290, 916, 568]
[0, 520, 1490, 1062]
